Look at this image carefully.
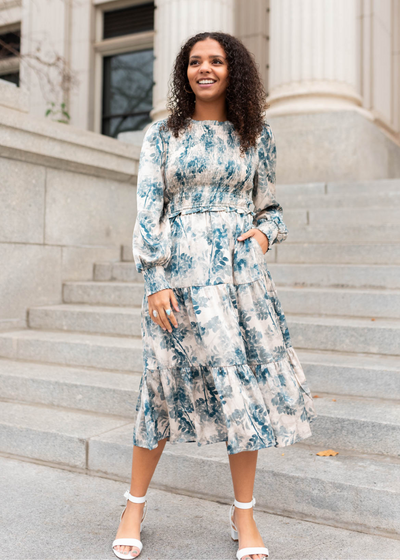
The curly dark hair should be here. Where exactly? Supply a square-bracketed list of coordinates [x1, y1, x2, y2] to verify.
[159, 31, 269, 156]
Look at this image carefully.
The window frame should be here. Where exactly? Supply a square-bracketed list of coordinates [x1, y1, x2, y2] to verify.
[0, 23, 21, 85]
[93, 0, 155, 135]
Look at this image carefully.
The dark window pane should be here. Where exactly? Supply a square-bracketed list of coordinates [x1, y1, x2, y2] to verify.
[0, 72, 19, 86]
[103, 2, 154, 39]
[102, 48, 154, 138]
[0, 30, 21, 59]
[103, 113, 152, 138]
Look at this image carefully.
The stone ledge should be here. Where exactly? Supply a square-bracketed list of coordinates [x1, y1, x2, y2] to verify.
[0, 80, 28, 113]
[0, 104, 140, 182]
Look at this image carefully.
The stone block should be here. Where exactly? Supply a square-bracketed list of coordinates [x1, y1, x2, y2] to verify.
[0, 330, 144, 371]
[268, 111, 400, 183]
[45, 168, 135, 246]
[29, 304, 142, 337]
[300, 350, 400, 400]
[0, 243, 62, 325]
[0, 359, 140, 417]
[0, 401, 128, 468]
[0, 157, 46, 243]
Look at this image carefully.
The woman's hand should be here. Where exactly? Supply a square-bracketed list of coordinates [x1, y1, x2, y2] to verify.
[237, 228, 269, 254]
[148, 288, 180, 333]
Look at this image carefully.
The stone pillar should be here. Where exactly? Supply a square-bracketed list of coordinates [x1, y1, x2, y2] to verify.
[20, 0, 72, 119]
[267, 0, 364, 116]
[151, 0, 235, 121]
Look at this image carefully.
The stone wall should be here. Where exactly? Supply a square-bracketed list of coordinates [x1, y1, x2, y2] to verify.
[0, 80, 139, 331]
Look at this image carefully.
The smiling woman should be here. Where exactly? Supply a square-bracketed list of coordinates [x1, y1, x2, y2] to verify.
[112, 31, 317, 560]
[187, 40, 230, 120]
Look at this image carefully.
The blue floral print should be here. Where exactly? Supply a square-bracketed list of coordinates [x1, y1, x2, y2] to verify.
[132, 117, 317, 455]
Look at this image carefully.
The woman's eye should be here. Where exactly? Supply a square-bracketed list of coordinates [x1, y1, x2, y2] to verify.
[189, 59, 223, 65]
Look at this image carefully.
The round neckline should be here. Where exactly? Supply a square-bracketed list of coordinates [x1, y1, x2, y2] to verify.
[190, 118, 231, 124]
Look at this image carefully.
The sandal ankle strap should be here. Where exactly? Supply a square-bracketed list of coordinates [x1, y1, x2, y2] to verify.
[234, 496, 256, 509]
[124, 490, 147, 503]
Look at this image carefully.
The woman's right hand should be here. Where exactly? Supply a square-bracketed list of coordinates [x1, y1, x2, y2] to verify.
[148, 289, 180, 332]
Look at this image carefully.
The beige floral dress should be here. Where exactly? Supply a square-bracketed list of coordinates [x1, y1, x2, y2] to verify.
[131, 117, 317, 455]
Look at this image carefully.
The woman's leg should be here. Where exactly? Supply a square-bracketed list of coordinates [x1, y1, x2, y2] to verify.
[114, 438, 168, 557]
[226, 443, 267, 560]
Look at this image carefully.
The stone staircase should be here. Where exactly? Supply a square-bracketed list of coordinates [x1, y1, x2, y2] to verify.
[0, 178, 399, 540]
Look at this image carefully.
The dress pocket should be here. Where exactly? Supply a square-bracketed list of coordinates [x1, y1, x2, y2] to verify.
[251, 236, 265, 257]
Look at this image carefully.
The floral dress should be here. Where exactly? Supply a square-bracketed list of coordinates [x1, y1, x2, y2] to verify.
[131, 117, 317, 455]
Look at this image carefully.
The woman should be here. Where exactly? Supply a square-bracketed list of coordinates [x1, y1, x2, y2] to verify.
[112, 31, 317, 560]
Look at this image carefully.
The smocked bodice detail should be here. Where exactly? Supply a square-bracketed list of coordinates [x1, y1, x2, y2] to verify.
[132, 116, 288, 297]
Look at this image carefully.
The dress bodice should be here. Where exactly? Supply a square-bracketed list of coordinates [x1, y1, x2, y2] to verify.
[132, 117, 288, 297]
[162, 119, 257, 219]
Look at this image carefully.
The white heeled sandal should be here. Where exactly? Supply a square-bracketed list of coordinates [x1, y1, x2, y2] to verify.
[112, 490, 148, 559]
[229, 496, 269, 560]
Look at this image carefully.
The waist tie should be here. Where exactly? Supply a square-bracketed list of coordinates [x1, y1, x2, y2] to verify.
[167, 204, 256, 220]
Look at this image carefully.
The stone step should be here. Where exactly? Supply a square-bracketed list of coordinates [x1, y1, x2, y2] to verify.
[283, 208, 400, 229]
[0, 400, 130, 469]
[2, 357, 398, 457]
[29, 303, 142, 336]
[122, 244, 134, 262]
[0, 358, 140, 417]
[94, 261, 143, 282]
[122, 242, 400, 265]
[283, 224, 400, 243]
[63, 281, 144, 306]
[1, 401, 400, 536]
[278, 286, 400, 319]
[308, 394, 400, 456]
[288, 315, 400, 356]
[99, 260, 400, 286]
[89, 423, 400, 537]
[0, 329, 143, 371]
[269, 263, 400, 289]
[4, 456, 400, 560]
[63, 277, 400, 320]
[297, 349, 400, 400]
[30, 286, 400, 338]
[278, 192, 400, 209]
[3, 313, 399, 370]
[277, 178, 400, 197]
[274, 243, 400, 265]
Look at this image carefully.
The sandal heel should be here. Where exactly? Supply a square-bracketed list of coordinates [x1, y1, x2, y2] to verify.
[112, 490, 147, 560]
[228, 496, 269, 559]
[231, 525, 238, 541]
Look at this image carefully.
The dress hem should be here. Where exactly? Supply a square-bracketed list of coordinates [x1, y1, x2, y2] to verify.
[133, 417, 316, 456]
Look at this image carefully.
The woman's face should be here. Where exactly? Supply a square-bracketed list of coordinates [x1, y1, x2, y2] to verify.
[187, 38, 229, 102]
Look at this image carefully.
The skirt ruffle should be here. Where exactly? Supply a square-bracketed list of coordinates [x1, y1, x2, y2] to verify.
[133, 346, 317, 455]
[133, 250, 317, 455]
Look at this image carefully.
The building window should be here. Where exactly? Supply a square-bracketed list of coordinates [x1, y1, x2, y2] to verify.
[0, 28, 21, 86]
[100, 2, 154, 138]
[102, 48, 154, 138]
[103, 2, 154, 40]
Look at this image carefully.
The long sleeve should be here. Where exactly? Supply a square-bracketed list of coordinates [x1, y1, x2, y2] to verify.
[252, 122, 288, 252]
[132, 121, 172, 297]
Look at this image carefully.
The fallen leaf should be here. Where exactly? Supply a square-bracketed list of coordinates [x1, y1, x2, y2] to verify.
[313, 395, 321, 398]
[332, 399, 336, 402]
[281, 453, 285, 456]
[371, 318, 376, 321]
[316, 449, 339, 456]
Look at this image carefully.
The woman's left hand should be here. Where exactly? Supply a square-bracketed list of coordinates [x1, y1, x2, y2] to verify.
[237, 228, 269, 254]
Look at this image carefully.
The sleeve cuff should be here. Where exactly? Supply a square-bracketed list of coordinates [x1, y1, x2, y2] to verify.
[255, 221, 279, 252]
[143, 265, 171, 297]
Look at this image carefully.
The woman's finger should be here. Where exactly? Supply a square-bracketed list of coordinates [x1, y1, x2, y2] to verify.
[169, 290, 180, 313]
[157, 306, 173, 332]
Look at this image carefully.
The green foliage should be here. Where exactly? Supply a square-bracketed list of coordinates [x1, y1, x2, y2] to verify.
[45, 101, 71, 124]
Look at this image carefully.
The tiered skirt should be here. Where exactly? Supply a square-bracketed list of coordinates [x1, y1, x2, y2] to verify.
[132, 208, 317, 455]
